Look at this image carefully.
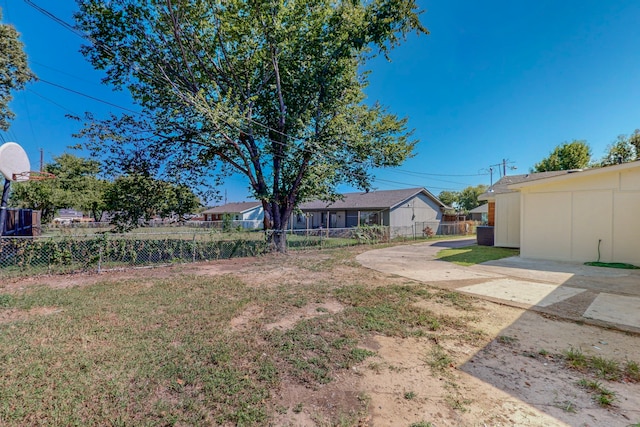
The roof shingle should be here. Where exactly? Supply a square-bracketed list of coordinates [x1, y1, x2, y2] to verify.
[298, 187, 445, 210]
[202, 201, 261, 214]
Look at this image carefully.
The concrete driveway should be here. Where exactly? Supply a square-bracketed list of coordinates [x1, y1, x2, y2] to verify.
[356, 239, 640, 334]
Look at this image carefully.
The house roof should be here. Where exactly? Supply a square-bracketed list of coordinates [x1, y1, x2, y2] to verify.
[201, 201, 261, 214]
[298, 187, 447, 211]
[479, 171, 570, 200]
[509, 160, 640, 189]
[468, 203, 488, 214]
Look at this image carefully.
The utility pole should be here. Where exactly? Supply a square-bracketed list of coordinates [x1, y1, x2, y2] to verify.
[488, 159, 517, 179]
[40, 148, 44, 173]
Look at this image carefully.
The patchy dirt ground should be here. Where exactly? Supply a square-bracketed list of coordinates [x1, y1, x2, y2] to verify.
[3, 248, 640, 426]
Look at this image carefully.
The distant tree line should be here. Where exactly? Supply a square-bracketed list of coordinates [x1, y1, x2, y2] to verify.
[532, 129, 640, 172]
[9, 153, 200, 232]
[438, 184, 488, 212]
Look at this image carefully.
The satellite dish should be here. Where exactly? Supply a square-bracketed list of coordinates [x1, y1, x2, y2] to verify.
[0, 142, 31, 182]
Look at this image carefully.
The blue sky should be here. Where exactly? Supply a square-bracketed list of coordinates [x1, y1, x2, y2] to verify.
[2, 0, 640, 202]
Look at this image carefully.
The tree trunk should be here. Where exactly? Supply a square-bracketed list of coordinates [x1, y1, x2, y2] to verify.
[268, 229, 287, 253]
[263, 201, 290, 253]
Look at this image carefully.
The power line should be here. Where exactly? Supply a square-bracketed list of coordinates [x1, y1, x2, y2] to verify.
[23, 0, 86, 40]
[372, 178, 461, 192]
[31, 61, 103, 87]
[36, 78, 141, 115]
[27, 88, 78, 115]
[20, 91, 38, 143]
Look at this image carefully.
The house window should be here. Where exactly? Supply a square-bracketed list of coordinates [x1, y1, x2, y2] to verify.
[345, 211, 358, 227]
[360, 211, 379, 225]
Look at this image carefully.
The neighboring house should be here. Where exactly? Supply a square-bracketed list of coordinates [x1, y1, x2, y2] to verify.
[478, 171, 569, 248]
[480, 161, 640, 265]
[294, 187, 448, 236]
[468, 203, 488, 222]
[201, 201, 263, 228]
[54, 208, 85, 224]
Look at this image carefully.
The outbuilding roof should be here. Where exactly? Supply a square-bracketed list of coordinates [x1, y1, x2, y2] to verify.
[468, 203, 488, 214]
[298, 187, 446, 211]
[508, 160, 640, 189]
[479, 171, 570, 200]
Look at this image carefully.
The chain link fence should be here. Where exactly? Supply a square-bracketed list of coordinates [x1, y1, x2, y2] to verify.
[391, 221, 478, 240]
[1, 224, 474, 278]
[0, 233, 254, 277]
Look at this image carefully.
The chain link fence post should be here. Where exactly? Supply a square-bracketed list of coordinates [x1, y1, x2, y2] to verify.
[192, 232, 197, 263]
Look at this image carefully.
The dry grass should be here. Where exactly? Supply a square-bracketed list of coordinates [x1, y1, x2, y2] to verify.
[0, 247, 471, 426]
[1, 245, 638, 426]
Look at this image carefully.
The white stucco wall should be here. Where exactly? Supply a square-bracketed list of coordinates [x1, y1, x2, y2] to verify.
[518, 165, 640, 265]
[494, 192, 520, 248]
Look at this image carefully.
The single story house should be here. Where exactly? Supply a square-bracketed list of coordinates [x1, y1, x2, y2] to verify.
[201, 201, 263, 228]
[468, 203, 488, 222]
[294, 187, 448, 237]
[480, 161, 640, 265]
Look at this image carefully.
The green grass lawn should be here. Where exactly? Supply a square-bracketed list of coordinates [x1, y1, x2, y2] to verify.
[435, 245, 519, 266]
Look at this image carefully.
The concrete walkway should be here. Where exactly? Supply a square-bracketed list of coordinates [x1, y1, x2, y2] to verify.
[356, 239, 640, 334]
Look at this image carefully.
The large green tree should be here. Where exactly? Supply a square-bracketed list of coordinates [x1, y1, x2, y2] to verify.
[600, 131, 639, 166]
[457, 184, 488, 212]
[74, 0, 426, 251]
[104, 174, 200, 232]
[0, 7, 35, 130]
[10, 154, 108, 222]
[532, 140, 591, 172]
[437, 190, 459, 209]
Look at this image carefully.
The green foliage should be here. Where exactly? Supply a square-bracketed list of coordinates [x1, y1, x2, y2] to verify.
[577, 379, 616, 407]
[457, 185, 488, 212]
[104, 174, 200, 232]
[10, 153, 108, 222]
[590, 356, 620, 381]
[266, 317, 375, 385]
[0, 294, 15, 307]
[625, 360, 640, 382]
[437, 190, 459, 208]
[9, 178, 59, 222]
[533, 140, 591, 172]
[426, 345, 453, 374]
[354, 225, 388, 243]
[0, 234, 265, 275]
[74, 0, 427, 251]
[600, 131, 639, 166]
[564, 347, 588, 369]
[335, 284, 437, 338]
[0, 8, 36, 130]
[438, 185, 487, 211]
[497, 335, 519, 345]
[221, 213, 233, 233]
